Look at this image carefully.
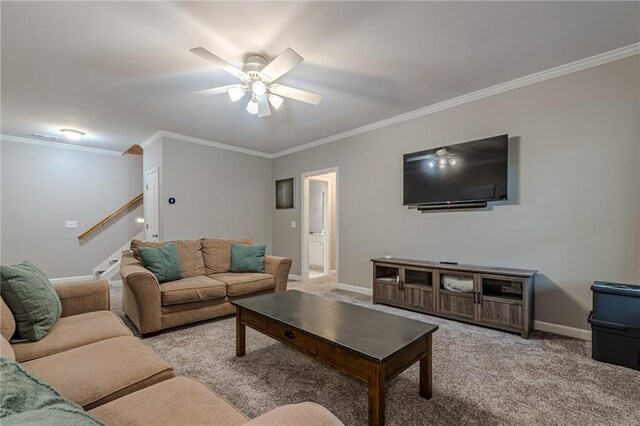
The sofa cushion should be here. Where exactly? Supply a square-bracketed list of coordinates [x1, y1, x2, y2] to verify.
[0, 261, 62, 341]
[1, 297, 16, 340]
[89, 376, 248, 426]
[131, 239, 205, 278]
[201, 238, 255, 275]
[231, 244, 266, 273]
[22, 336, 175, 410]
[1, 334, 15, 361]
[245, 402, 345, 426]
[138, 244, 183, 283]
[211, 273, 275, 297]
[12, 311, 132, 362]
[160, 276, 227, 306]
[0, 358, 103, 426]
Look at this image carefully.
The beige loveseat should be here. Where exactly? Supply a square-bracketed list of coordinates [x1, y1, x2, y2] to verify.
[0, 278, 343, 425]
[120, 238, 292, 335]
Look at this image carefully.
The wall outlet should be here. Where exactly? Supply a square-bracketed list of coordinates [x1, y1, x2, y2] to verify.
[65, 221, 78, 229]
[291, 221, 296, 228]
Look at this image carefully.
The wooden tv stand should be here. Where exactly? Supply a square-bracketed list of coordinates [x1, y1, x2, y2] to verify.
[371, 258, 536, 338]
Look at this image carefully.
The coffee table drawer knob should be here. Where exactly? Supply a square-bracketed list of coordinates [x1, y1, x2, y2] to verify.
[284, 330, 295, 339]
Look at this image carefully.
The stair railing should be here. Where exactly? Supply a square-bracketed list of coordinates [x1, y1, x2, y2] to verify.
[78, 193, 143, 240]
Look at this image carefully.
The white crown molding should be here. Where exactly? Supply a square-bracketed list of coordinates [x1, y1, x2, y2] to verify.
[141, 130, 273, 159]
[272, 42, 640, 159]
[1, 134, 122, 156]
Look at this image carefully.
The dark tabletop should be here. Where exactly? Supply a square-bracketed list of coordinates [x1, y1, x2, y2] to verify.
[232, 290, 438, 363]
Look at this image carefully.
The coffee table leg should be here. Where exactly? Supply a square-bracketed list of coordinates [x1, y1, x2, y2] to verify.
[368, 363, 385, 426]
[236, 309, 246, 357]
[420, 335, 432, 399]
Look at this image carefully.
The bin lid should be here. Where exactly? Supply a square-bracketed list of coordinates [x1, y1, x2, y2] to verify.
[592, 281, 640, 297]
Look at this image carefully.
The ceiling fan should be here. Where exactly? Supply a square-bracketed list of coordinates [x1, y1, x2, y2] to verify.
[190, 47, 322, 117]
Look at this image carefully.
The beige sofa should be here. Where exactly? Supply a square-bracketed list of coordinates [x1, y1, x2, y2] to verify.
[0, 278, 343, 425]
[120, 238, 292, 335]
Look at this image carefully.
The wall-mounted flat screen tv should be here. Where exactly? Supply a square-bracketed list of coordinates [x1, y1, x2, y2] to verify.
[403, 134, 508, 206]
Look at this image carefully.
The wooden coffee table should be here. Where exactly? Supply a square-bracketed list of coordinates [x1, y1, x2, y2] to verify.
[232, 290, 438, 426]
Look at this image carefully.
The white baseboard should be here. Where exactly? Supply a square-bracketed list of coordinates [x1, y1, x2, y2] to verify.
[534, 320, 591, 341]
[288, 274, 302, 281]
[335, 283, 373, 296]
[50, 275, 95, 285]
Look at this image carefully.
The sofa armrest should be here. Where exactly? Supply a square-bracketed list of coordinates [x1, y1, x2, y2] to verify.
[244, 402, 344, 426]
[120, 253, 162, 334]
[54, 279, 110, 317]
[265, 256, 292, 292]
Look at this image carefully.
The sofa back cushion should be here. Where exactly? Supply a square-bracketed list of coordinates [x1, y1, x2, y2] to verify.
[201, 238, 255, 275]
[0, 262, 62, 341]
[130, 239, 205, 278]
[0, 358, 103, 425]
[1, 297, 16, 341]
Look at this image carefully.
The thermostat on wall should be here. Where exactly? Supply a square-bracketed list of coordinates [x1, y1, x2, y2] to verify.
[168, 197, 176, 204]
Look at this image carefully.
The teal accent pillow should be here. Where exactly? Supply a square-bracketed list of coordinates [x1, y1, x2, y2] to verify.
[138, 244, 183, 283]
[231, 243, 266, 273]
[0, 357, 104, 425]
[0, 262, 62, 341]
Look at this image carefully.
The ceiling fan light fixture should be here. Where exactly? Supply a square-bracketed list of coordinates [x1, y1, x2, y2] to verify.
[246, 98, 259, 115]
[268, 94, 284, 110]
[61, 129, 85, 142]
[251, 80, 267, 96]
[227, 86, 245, 102]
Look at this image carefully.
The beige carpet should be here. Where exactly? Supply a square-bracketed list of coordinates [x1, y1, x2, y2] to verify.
[110, 276, 640, 425]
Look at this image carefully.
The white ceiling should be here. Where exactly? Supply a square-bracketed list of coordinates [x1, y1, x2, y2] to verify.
[2, 1, 638, 154]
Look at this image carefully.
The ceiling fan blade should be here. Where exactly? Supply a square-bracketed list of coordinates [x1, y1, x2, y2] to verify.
[257, 95, 271, 117]
[190, 47, 248, 80]
[195, 84, 242, 95]
[260, 48, 303, 81]
[270, 84, 322, 105]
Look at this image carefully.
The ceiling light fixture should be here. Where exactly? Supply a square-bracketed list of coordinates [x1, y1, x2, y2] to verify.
[246, 97, 259, 115]
[251, 80, 267, 97]
[228, 86, 245, 102]
[61, 129, 85, 141]
[268, 94, 284, 110]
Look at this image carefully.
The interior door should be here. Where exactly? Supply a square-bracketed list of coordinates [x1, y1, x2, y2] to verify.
[144, 167, 159, 242]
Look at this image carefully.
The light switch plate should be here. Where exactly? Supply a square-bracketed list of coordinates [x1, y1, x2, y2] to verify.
[65, 221, 78, 229]
[290, 221, 296, 228]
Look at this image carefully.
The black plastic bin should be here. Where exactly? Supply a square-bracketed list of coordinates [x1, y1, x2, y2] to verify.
[588, 281, 640, 371]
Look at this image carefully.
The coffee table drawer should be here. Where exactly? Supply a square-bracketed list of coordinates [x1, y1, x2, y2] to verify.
[267, 320, 317, 355]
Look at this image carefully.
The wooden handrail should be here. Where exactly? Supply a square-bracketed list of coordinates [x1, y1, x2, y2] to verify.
[78, 193, 143, 240]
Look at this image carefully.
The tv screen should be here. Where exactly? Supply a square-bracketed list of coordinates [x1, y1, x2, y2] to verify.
[403, 135, 508, 206]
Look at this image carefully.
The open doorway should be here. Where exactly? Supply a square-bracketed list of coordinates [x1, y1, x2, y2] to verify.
[301, 168, 337, 282]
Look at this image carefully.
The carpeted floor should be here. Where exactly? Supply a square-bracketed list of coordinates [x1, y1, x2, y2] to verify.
[110, 276, 640, 425]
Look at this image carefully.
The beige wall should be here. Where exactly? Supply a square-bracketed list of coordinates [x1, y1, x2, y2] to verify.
[272, 56, 640, 330]
[1, 141, 143, 278]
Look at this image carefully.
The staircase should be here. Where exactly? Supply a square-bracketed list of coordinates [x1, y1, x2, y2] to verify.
[93, 231, 144, 286]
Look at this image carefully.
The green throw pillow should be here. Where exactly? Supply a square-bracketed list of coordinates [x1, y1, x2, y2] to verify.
[138, 244, 183, 283]
[231, 243, 266, 273]
[0, 357, 103, 425]
[0, 262, 62, 341]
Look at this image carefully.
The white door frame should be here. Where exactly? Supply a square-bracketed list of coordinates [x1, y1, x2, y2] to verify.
[301, 167, 338, 281]
[144, 167, 160, 242]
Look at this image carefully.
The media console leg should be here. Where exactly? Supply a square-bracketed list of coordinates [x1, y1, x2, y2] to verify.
[236, 310, 246, 357]
[420, 335, 433, 399]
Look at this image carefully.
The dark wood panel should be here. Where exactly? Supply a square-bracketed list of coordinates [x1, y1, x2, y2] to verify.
[384, 336, 427, 381]
[316, 340, 371, 382]
[267, 320, 318, 355]
[481, 300, 523, 328]
[373, 281, 401, 304]
[438, 293, 475, 319]
[241, 308, 266, 331]
[402, 285, 434, 312]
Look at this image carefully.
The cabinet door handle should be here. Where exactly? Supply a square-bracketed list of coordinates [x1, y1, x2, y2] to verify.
[284, 330, 295, 339]
[473, 292, 478, 304]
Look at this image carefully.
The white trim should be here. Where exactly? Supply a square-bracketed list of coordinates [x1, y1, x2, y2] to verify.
[109, 279, 123, 288]
[271, 42, 640, 158]
[1, 134, 122, 156]
[140, 130, 273, 159]
[288, 274, 303, 281]
[534, 320, 591, 341]
[50, 275, 95, 285]
[336, 282, 373, 296]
